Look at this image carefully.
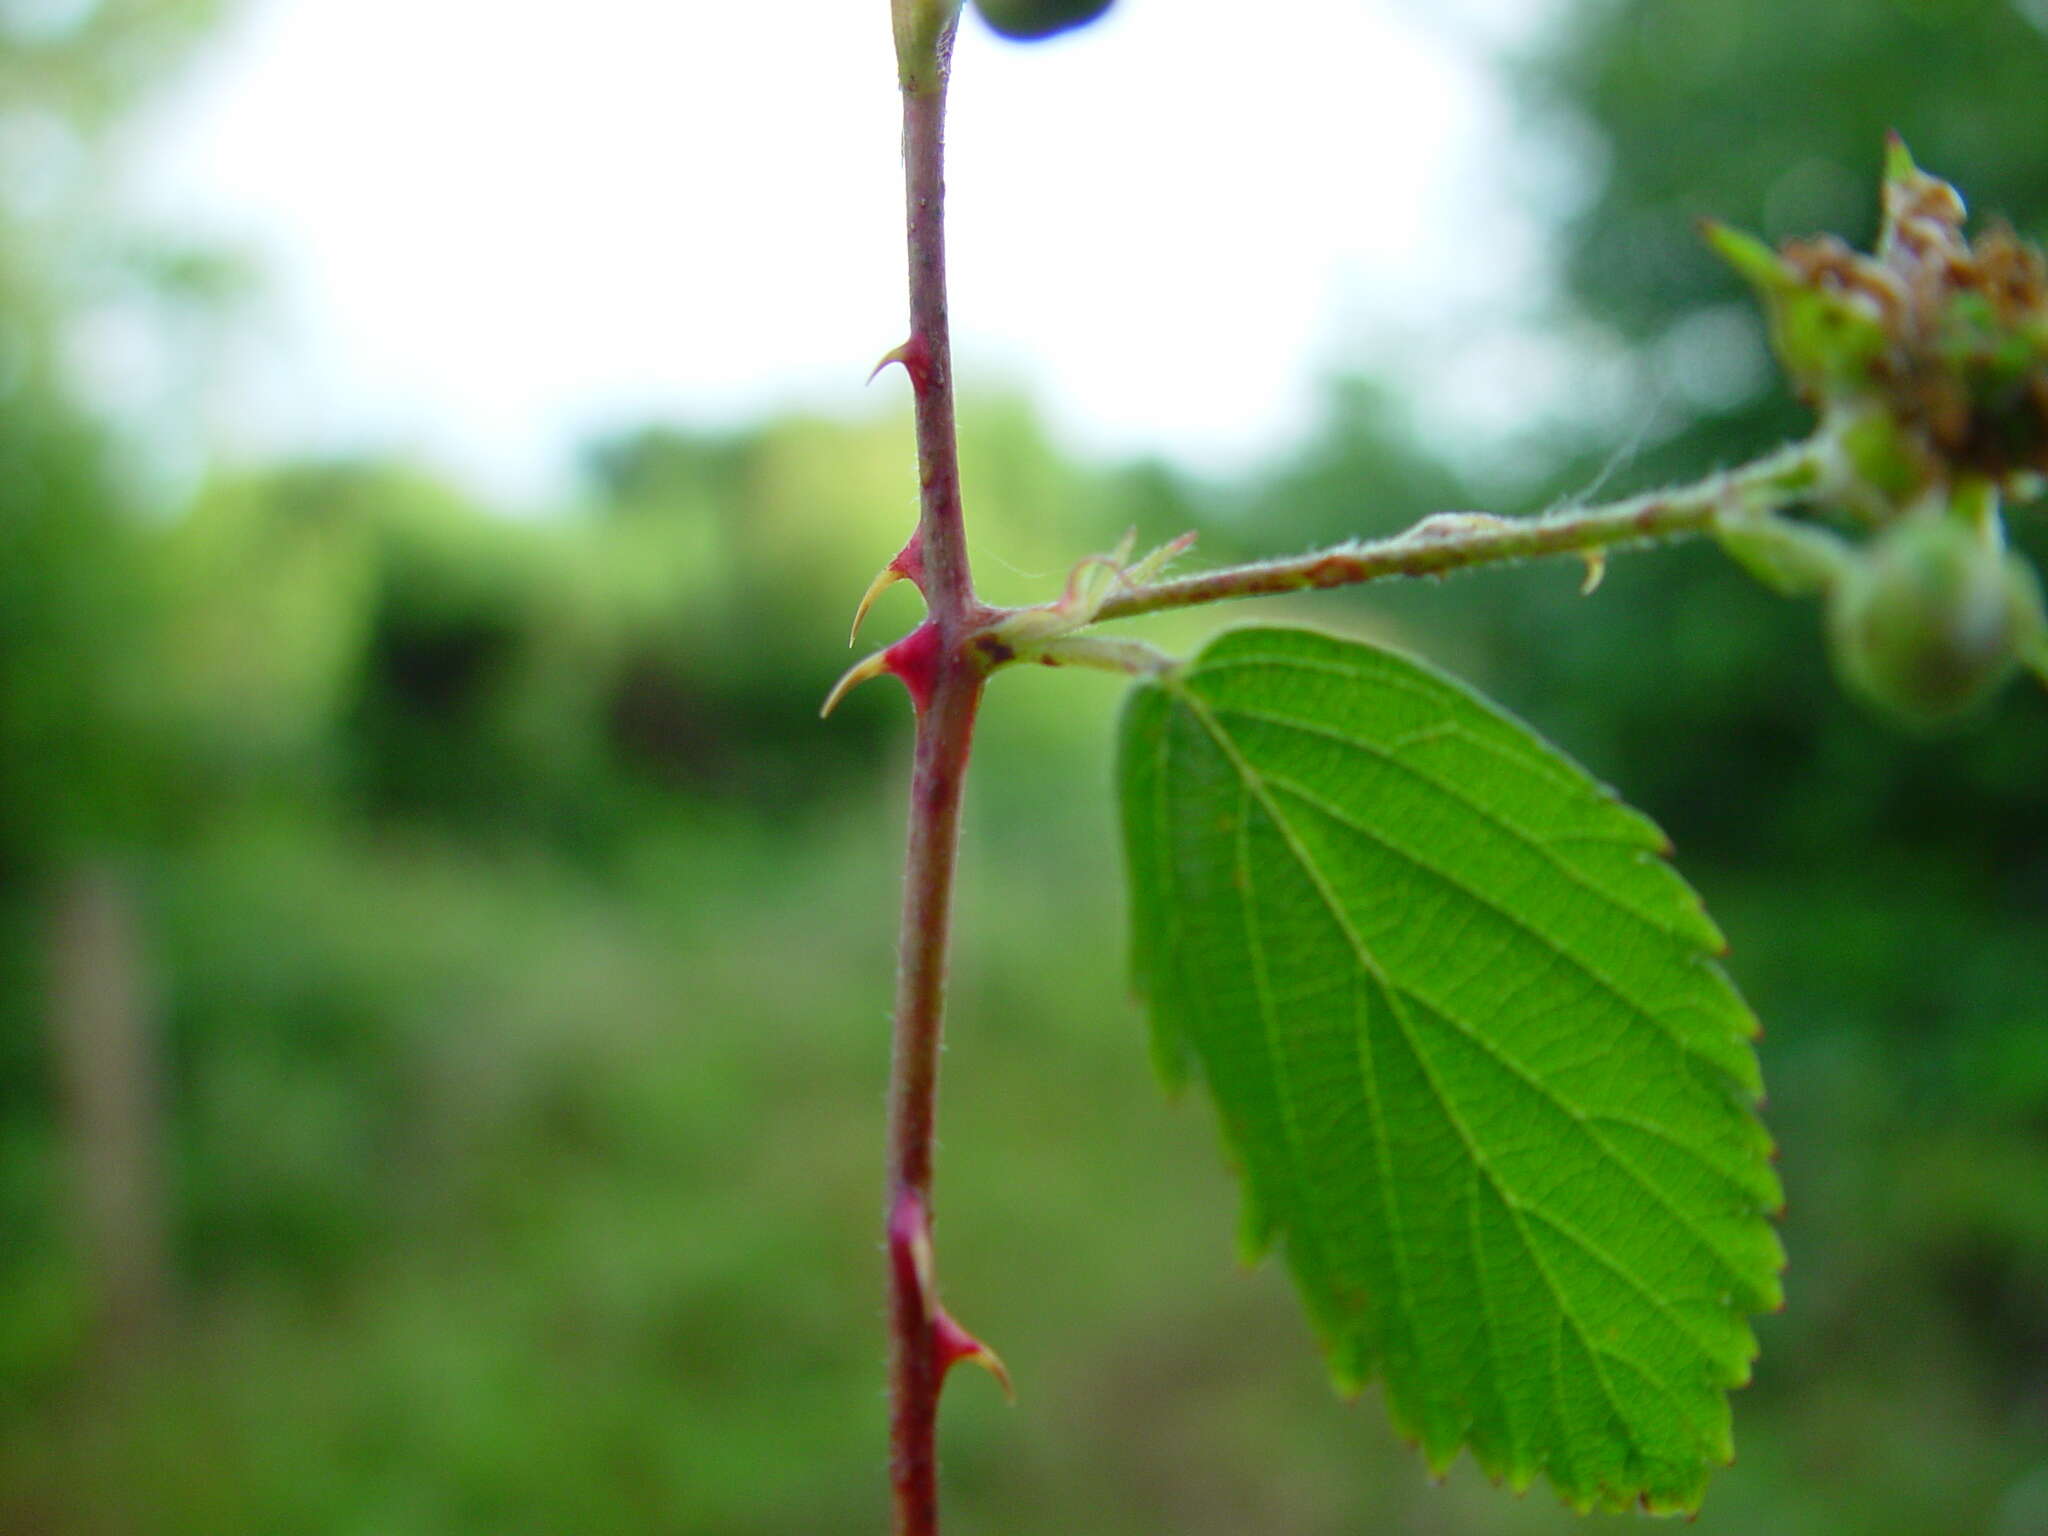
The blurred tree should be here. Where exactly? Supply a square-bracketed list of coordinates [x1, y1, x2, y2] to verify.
[0, 0, 235, 1393]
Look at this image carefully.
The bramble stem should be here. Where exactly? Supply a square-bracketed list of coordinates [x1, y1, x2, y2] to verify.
[897, 15, 973, 620]
[885, 665, 979, 1536]
[885, 6, 980, 1535]
[1091, 441, 1826, 624]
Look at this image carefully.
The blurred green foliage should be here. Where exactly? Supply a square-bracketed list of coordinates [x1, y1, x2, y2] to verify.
[3, 1, 2047, 1533]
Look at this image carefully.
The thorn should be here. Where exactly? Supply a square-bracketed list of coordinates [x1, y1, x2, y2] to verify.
[867, 334, 935, 393]
[849, 539, 927, 644]
[820, 648, 892, 718]
[867, 340, 914, 386]
[850, 564, 907, 645]
[1578, 547, 1607, 595]
[935, 1308, 1015, 1401]
[888, 1191, 1011, 1402]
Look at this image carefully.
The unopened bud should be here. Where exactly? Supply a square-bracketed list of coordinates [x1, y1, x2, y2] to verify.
[1708, 141, 2048, 503]
[1826, 508, 2045, 728]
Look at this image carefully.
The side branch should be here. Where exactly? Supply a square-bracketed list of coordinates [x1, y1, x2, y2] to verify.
[1093, 441, 1825, 624]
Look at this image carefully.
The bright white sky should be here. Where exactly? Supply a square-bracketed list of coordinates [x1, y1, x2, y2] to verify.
[122, 0, 1569, 503]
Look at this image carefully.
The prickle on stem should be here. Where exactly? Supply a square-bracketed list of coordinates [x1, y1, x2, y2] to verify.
[868, 334, 938, 396]
[820, 648, 893, 719]
[821, 620, 945, 718]
[851, 538, 928, 645]
[889, 1189, 1012, 1401]
[934, 1307, 1014, 1400]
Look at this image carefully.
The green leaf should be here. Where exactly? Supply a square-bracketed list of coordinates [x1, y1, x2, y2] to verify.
[1119, 626, 1783, 1514]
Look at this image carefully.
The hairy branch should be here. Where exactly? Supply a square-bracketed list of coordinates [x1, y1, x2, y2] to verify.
[1092, 441, 1827, 624]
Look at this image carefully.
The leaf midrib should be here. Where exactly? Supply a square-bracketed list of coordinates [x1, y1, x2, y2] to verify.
[1207, 687, 1759, 1298]
[1253, 765, 1763, 1288]
[1209, 698, 1706, 949]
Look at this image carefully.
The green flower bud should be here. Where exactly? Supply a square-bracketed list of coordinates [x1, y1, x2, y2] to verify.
[1826, 510, 2046, 728]
[1702, 222, 1891, 407]
[1708, 140, 2048, 505]
[972, 0, 1113, 41]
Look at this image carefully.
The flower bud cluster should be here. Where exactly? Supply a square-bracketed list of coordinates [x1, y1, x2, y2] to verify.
[1708, 142, 2048, 728]
[1710, 139, 2048, 497]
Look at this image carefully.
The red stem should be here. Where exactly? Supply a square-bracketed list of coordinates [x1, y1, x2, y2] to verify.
[900, 55, 974, 620]
[886, 14, 982, 1536]
[886, 668, 980, 1536]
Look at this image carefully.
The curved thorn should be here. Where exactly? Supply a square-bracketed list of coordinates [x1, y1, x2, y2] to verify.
[868, 339, 915, 386]
[934, 1308, 1014, 1402]
[851, 563, 909, 645]
[820, 648, 893, 718]
[1579, 547, 1608, 595]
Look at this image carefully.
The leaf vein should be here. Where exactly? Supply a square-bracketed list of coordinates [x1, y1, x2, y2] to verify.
[1257, 768, 1738, 1095]
[1210, 703, 1695, 945]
